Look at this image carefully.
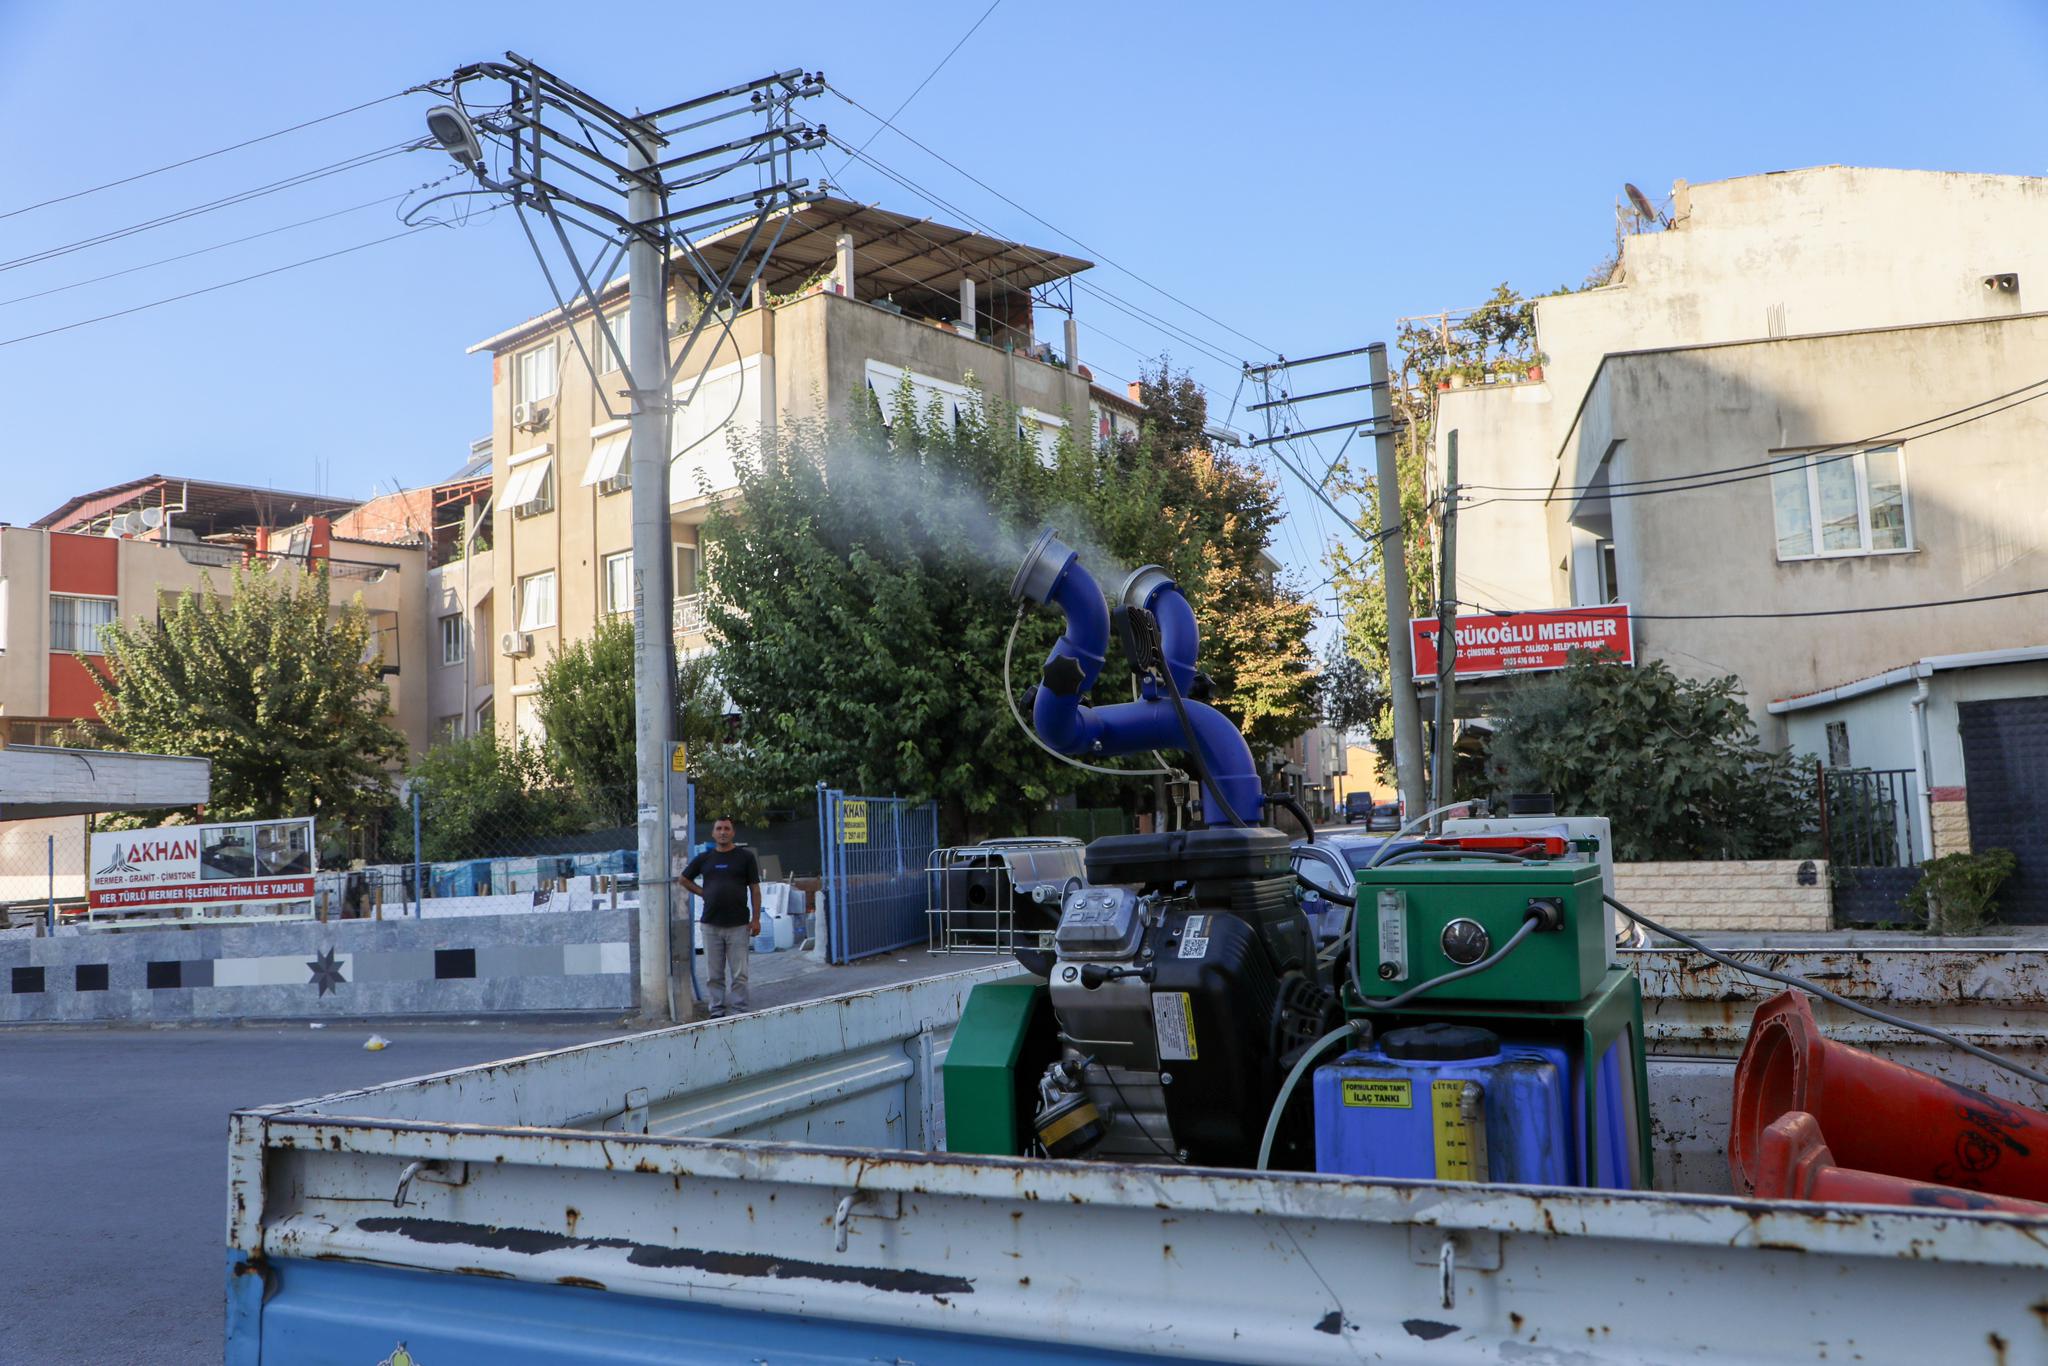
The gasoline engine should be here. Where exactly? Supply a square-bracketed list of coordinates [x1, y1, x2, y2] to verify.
[1001, 530, 1339, 1168]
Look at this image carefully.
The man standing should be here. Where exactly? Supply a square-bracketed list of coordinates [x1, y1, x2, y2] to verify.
[678, 817, 762, 1017]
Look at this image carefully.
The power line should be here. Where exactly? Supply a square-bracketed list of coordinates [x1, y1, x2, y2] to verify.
[0, 191, 413, 309]
[0, 90, 414, 223]
[0, 142, 419, 275]
[826, 86, 1272, 357]
[1458, 584, 2048, 622]
[831, 0, 1001, 180]
[1458, 382, 2048, 513]
[0, 218, 480, 351]
[1461, 375, 2048, 499]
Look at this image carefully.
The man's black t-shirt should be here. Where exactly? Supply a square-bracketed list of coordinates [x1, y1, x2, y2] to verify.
[683, 845, 761, 926]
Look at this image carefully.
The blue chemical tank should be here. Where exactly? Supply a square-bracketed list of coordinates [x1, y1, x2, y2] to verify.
[1503, 1039, 1634, 1188]
[1313, 1024, 1570, 1184]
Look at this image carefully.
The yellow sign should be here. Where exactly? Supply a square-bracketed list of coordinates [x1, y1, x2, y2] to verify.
[1431, 1079, 1485, 1181]
[669, 744, 688, 774]
[1342, 1078, 1412, 1109]
[841, 801, 869, 844]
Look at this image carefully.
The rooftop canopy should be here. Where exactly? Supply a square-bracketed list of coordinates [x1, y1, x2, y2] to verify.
[33, 475, 360, 539]
[472, 196, 1092, 354]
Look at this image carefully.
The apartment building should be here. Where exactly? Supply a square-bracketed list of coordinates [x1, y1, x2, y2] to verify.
[1424, 167, 2048, 905]
[9, 465, 505, 755]
[470, 195, 1145, 744]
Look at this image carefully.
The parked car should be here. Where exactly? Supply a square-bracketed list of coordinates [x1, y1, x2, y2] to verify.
[1365, 801, 1403, 832]
[1341, 793, 1374, 824]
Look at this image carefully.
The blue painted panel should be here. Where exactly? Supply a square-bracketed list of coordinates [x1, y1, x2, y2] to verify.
[240, 1256, 1213, 1365]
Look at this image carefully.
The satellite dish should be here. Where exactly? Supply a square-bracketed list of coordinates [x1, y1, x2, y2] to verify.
[1623, 182, 1667, 229]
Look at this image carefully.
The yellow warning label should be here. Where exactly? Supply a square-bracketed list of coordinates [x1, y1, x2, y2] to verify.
[669, 744, 689, 773]
[1431, 1080, 1484, 1181]
[840, 801, 868, 844]
[1341, 1078, 1412, 1109]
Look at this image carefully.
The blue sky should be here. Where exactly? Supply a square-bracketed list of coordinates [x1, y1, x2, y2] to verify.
[3, 0, 2046, 616]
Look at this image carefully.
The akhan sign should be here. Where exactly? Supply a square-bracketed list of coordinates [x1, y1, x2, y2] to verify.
[1412, 605, 1634, 681]
[89, 817, 316, 911]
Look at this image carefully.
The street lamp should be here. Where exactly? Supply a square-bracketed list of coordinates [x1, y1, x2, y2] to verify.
[424, 105, 484, 173]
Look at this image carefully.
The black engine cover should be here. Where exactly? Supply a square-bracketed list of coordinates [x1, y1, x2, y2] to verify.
[1147, 909, 1285, 1167]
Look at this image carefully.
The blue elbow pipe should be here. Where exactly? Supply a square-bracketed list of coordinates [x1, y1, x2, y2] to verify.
[1011, 529, 1261, 828]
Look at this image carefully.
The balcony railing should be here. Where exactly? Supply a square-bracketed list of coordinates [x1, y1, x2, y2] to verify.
[672, 593, 707, 636]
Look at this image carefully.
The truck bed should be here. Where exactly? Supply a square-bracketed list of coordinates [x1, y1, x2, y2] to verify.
[227, 949, 2048, 1364]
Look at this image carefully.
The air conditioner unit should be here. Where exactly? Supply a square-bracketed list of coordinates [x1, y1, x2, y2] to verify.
[513, 400, 551, 431]
[500, 631, 534, 658]
[598, 472, 631, 496]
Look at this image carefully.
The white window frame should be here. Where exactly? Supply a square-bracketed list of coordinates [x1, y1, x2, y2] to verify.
[599, 309, 629, 375]
[515, 342, 559, 406]
[50, 593, 117, 655]
[1770, 445, 1914, 561]
[673, 543, 699, 599]
[517, 570, 558, 631]
[438, 612, 464, 667]
[604, 551, 633, 617]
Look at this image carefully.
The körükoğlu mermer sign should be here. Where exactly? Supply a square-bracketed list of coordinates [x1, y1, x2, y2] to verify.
[1411, 606, 1634, 681]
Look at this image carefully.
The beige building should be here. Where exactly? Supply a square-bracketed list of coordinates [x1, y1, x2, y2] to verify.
[469, 196, 1145, 744]
[1425, 167, 2048, 733]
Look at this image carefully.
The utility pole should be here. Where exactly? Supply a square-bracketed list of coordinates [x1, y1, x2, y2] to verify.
[1431, 428, 1460, 820]
[625, 129, 681, 1023]
[1369, 343, 1428, 818]
[424, 59, 822, 1024]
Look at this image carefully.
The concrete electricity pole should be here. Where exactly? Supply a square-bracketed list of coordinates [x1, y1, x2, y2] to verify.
[1369, 343, 1428, 817]
[427, 59, 823, 1023]
[1430, 428, 1460, 819]
[624, 131, 682, 1023]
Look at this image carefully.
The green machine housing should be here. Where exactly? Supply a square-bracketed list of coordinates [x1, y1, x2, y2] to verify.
[942, 981, 1059, 1156]
[1350, 860, 1606, 1006]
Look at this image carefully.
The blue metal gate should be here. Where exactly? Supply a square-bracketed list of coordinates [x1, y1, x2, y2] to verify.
[817, 787, 939, 963]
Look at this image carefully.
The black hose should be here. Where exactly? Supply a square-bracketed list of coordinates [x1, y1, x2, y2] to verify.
[1264, 792, 1316, 842]
[1603, 892, 2048, 1093]
[1298, 875, 1355, 906]
[1156, 662, 1249, 829]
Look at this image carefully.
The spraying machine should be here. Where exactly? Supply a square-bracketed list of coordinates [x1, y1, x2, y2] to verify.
[945, 529, 1652, 1187]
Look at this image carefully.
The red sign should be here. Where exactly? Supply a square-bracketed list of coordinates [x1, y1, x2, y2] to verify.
[1412, 605, 1633, 681]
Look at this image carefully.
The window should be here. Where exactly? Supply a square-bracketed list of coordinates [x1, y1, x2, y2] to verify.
[438, 613, 464, 666]
[474, 698, 495, 733]
[674, 544, 699, 598]
[604, 551, 633, 616]
[1826, 721, 1852, 768]
[518, 571, 557, 631]
[582, 430, 631, 491]
[515, 342, 558, 406]
[50, 594, 116, 654]
[436, 714, 463, 743]
[1770, 446, 1910, 559]
[599, 310, 629, 374]
[1597, 539, 1620, 604]
[505, 456, 555, 517]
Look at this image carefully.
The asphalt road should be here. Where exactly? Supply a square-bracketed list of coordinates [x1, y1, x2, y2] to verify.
[0, 1022, 622, 1365]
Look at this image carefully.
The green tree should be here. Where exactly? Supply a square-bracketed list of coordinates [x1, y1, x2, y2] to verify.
[704, 368, 1321, 841]
[531, 615, 743, 825]
[1123, 360, 1320, 758]
[93, 564, 405, 835]
[390, 733, 585, 862]
[1484, 654, 1817, 861]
